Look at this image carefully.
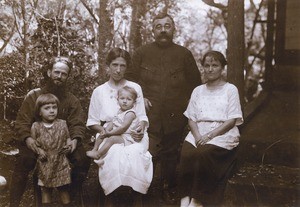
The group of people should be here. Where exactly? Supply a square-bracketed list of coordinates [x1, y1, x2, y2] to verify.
[9, 12, 243, 207]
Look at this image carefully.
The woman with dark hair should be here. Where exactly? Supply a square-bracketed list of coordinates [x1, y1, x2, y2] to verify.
[178, 51, 243, 207]
[86, 48, 153, 205]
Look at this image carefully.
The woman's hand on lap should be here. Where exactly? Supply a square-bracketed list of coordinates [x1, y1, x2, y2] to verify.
[196, 134, 211, 146]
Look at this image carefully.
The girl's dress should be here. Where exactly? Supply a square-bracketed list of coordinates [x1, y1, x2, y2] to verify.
[31, 119, 71, 188]
[110, 108, 139, 145]
[87, 80, 153, 195]
[178, 83, 243, 204]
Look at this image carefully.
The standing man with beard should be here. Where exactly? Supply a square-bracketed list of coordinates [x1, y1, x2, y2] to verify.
[125, 13, 201, 204]
[9, 56, 91, 207]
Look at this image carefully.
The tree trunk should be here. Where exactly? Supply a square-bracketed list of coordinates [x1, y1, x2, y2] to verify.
[98, 0, 113, 80]
[129, 0, 147, 54]
[227, 0, 245, 107]
[264, 0, 275, 91]
[21, 0, 29, 92]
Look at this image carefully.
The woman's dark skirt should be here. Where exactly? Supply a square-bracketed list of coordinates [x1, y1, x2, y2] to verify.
[178, 141, 238, 205]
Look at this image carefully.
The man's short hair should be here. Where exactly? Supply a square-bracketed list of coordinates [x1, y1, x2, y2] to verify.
[152, 13, 175, 26]
[52, 56, 73, 70]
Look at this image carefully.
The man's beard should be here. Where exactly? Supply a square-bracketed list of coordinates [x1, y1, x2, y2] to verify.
[46, 79, 67, 99]
[156, 33, 173, 46]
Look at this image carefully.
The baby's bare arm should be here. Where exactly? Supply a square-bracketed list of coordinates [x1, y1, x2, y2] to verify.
[105, 122, 114, 132]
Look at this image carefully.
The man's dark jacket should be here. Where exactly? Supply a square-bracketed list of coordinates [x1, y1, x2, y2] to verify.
[15, 86, 86, 142]
[125, 42, 202, 134]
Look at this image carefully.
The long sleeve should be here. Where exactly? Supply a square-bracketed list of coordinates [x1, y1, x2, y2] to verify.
[86, 88, 102, 127]
[15, 87, 85, 142]
[15, 89, 41, 142]
[64, 94, 86, 141]
[184, 50, 202, 93]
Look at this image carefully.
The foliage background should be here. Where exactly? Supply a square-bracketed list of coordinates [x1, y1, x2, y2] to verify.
[0, 0, 267, 120]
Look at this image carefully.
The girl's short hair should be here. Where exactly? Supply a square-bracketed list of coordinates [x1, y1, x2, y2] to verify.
[201, 51, 227, 67]
[118, 86, 138, 101]
[35, 93, 60, 121]
[106, 48, 131, 68]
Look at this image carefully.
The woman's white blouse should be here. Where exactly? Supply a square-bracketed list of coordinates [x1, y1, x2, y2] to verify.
[86, 80, 152, 195]
[87, 80, 148, 127]
[183, 83, 243, 150]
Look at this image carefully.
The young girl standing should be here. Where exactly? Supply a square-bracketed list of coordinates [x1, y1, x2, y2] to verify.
[31, 93, 72, 205]
[87, 86, 139, 160]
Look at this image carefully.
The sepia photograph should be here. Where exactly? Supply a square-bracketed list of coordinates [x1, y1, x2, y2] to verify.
[0, 0, 299, 206]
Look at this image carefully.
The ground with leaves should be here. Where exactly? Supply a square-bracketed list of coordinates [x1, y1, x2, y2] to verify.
[225, 90, 300, 206]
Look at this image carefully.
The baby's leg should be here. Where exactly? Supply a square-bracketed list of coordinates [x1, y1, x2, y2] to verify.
[99, 136, 124, 156]
[86, 136, 104, 158]
[92, 134, 104, 151]
[88, 136, 124, 159]
[41, 186, 52, 204]
[57, 185, 71, 205]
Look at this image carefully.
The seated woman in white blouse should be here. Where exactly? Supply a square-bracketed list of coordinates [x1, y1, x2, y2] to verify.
[86, 48, 153, 205]
[178, 51, 243, 207]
